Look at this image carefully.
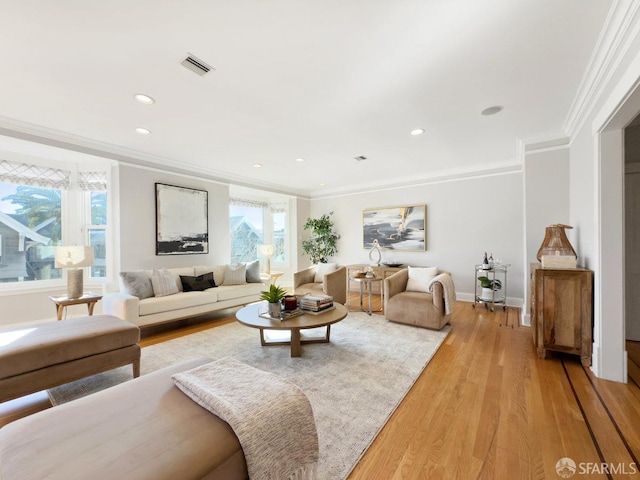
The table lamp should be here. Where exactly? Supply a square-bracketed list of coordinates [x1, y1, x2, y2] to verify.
[55, 246, 94, 299]
[257, 244, 275, 274]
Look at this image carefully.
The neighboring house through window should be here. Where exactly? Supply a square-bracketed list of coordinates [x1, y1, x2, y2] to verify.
[0, 159, 108, 286]
[229, 196, 289, 268]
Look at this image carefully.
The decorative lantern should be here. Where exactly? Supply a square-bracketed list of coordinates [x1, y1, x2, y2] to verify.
[536, 224, 577, 262]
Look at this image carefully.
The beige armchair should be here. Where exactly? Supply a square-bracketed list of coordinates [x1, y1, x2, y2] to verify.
[293, 265, 347, 305]
[384, 269, 454, 330]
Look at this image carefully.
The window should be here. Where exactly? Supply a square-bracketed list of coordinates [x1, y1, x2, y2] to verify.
[229, 197, 288, 266]
[0, 182, 62, 282]
[88, 191, 107, 278]
[229, 204, 264, 263]
[0, 160, 108, 286]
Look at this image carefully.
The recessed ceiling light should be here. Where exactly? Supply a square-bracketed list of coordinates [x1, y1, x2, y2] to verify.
[354, 156, 367, 161]
[135, 127, 151, 135]
[295, 158, 305, 162]
[481, 105, 503, 116]
[319, 182, 327, 186]
[410, 128, 425, 136]
[253, 164, 263, 168]
[134, 94, 155, 105]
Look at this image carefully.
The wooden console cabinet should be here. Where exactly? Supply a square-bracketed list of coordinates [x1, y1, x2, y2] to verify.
[530, 264, 593, 366]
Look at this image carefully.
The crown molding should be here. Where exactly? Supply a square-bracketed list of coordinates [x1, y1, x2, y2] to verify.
[0, 116, 311, 199]
[309, 160, 522, 199]
[563, 0, 640, 138]
[519, 132, 570, 155]
[0, 115, 525, 201]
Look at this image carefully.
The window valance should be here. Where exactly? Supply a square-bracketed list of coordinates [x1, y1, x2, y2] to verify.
[0, 159, 107, 191]
[78, 171, 107, 191]
[0, 159, 71, 189]
[229, 197, 287, 212]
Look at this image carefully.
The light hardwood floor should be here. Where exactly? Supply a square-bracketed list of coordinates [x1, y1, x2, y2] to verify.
[139, 296, 640, 479]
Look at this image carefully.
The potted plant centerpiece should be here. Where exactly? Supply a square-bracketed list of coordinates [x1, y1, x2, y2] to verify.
[259, 284, 288, 317]
[478, 276, 503, 302]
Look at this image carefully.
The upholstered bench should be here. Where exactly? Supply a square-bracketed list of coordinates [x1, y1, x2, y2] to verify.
[0, 314, 140, 403]
[0, 358, 248, 480]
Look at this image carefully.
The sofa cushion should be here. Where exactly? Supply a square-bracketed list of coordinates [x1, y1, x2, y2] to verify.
[406, 266, 439, 293]
[245, 260, 262, 283]
[162, 267, 197, 292]
[151, 268, 180, 297]
[314, 263, 338, 283]
[216, 283, 264, 302]
[180, 272, 216, 292]
[120, 271, 154, 299]
[194, 265, 226, 286]
[139, 291, 219, 316]
[223, 264, 247, 286]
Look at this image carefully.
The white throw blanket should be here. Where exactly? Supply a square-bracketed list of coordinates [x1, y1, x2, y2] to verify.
[172, 357, 318, 480]
[428, 273, 456, 315]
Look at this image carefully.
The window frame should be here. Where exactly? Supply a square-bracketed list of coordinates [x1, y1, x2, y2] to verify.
[0, 165, 109, 292]
[228, 197, 290, 268]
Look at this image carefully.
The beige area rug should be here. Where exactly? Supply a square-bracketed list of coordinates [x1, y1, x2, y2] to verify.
[49, 312, 450, 480]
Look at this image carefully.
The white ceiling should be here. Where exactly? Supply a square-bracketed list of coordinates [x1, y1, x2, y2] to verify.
[0, 1, 612, 197]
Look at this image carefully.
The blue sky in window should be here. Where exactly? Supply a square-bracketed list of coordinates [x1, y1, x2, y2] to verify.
[230, 206, 263, 231]
[0, 182, 18, 214]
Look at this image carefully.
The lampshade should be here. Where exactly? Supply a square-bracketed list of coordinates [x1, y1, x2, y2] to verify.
[257, 244, 274, 275]
[55, 246, 94, 299]
[55, 246, 94, 269]
[257, 244, 275, 258]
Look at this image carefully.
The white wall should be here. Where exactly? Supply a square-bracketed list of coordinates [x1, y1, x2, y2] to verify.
[114, 164, 231, 276]
[566, 11, 640, 381]
[522, 147, 571, 324]
[310, 171, 525, 306]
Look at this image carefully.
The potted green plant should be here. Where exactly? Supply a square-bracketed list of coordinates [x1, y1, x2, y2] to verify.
[302, 212, 340, 264]
[478, 276, 502, 301]
[259, 284, 288, 317]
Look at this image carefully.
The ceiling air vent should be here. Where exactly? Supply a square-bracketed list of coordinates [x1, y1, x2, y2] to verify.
[354, 155, 367, 161]
[180, 54, 214, 76]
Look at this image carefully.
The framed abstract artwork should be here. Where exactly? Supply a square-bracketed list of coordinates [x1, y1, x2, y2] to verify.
[363, 204, 426, 251]
[155, 183, 209, 255]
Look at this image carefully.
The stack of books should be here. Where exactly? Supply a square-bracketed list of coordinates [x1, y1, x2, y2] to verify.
[300, 294, 334, 313]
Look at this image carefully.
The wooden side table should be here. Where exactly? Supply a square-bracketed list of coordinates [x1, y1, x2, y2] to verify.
[49, 292, 103, 321]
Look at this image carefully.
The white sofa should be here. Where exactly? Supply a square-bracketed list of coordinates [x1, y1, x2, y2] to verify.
[103, 265, 266, 328]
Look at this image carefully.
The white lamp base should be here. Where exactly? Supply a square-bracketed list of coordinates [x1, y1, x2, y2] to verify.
[67, 269, 84, 299]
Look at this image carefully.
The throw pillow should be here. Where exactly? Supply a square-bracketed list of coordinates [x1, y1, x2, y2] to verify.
[120, 271, 154, 299]
[314, 262, 338, 283]
[222, 263, 247, 285]
[180, 272, 216, 292]
[150, 268, 179, 297]
[245, 260, 262, 283]
[406, 266, 439, 293]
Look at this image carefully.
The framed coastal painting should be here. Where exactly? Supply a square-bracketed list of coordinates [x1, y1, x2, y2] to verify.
[155, 183, 209, 255]
[363, 204, 426, 251]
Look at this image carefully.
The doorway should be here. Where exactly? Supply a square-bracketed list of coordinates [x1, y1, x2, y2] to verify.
[625, 121, 640, 383]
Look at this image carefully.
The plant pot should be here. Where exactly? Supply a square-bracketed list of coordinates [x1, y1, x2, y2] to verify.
[481, 288, 496, 301]
[481, 288, 504, 302]
[268, 301, 282, 318]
